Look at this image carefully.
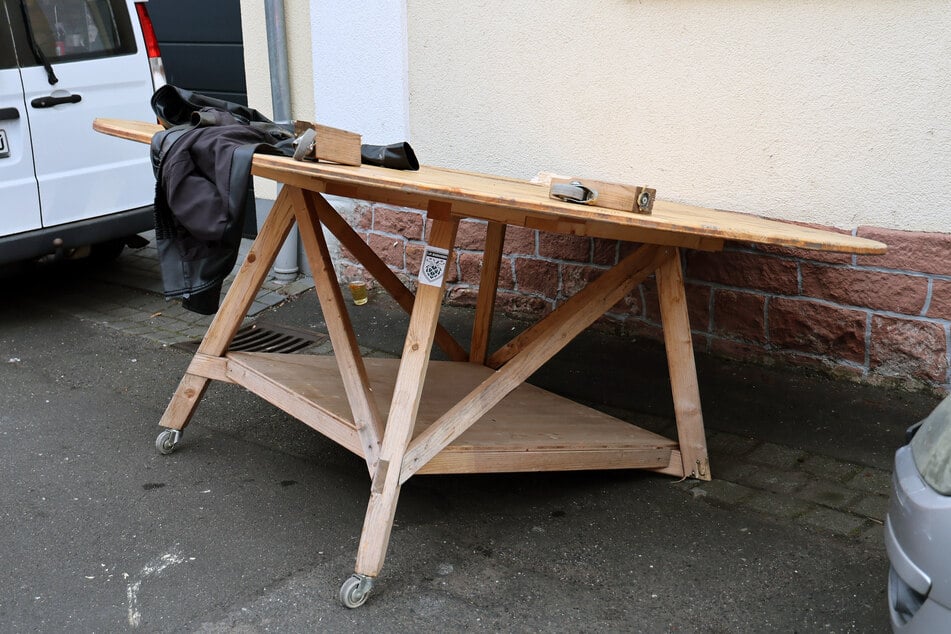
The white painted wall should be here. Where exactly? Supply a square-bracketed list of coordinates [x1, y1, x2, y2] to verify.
[310, 0, 410, 144]
[405, 1, 949, 232]
[246, 1, 948, 233]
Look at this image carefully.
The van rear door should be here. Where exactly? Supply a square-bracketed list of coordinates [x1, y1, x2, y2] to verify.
[0, 5, 42, 235]
[13, 0, 155, 229]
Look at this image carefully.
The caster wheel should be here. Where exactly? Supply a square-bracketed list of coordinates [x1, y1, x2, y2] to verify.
[155, 429, 182, 455]
[339, 574, 373, 608]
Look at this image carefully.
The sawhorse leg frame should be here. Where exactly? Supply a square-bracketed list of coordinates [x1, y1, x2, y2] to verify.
[153, 185, 710, 608]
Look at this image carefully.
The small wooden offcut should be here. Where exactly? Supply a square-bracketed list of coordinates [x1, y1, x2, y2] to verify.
[292, 120, 362, 166]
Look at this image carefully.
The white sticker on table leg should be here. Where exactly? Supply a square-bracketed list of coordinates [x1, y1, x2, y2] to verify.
[418, 247, 449, 287]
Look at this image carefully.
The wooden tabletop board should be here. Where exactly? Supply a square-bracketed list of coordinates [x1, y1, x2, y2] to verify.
[94, 118, 886, 255]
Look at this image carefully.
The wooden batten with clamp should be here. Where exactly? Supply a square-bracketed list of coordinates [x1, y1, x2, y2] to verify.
[549, 177, 656, 215]
[292, 120, 363, 166]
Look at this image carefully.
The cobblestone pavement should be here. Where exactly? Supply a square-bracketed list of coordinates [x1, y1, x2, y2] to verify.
[62, 232, 316, 347]
[31, 233, 901, 548]
[673, 431, 891, 546]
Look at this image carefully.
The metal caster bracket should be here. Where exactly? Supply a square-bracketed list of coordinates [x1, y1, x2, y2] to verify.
[339, 573, 374, 609]
[155, 429, 182, 455]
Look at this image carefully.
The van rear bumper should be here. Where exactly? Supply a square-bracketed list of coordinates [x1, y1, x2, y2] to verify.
[0, 206, 153, 265]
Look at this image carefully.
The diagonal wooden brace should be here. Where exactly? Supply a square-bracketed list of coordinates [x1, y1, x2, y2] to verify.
[398, 244, 673, 483]
[306, 192, 468, 362]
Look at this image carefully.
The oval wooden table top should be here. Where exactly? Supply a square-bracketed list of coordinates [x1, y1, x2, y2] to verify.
[94, 117, 886, 255]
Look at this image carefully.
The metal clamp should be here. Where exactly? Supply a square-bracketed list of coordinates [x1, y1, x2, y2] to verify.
[550, 180, 599, 205]
[292, 127, 317, 161]
[635, 186, 656, 214]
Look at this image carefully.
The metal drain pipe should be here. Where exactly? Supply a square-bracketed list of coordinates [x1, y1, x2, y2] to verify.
[264, 0, 299, 281]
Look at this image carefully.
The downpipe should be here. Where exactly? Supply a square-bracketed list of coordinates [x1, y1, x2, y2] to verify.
[264, 0, 298, 281]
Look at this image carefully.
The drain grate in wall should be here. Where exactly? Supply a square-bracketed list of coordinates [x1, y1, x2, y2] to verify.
[174, 320, 328, 354]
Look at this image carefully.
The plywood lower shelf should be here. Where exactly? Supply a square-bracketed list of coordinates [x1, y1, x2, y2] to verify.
[223, 352, 676, 475]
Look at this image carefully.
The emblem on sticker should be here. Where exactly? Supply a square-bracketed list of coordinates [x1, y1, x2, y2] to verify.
[418, 247, 449, 287]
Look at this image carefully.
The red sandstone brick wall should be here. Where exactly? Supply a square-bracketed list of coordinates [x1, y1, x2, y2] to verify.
[337, 202, 951, 393]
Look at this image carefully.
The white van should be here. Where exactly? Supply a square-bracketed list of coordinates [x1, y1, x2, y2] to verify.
[0, 0, 164, 264]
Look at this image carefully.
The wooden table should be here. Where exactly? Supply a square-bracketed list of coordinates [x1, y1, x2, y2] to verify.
[94, 118, 886, 607]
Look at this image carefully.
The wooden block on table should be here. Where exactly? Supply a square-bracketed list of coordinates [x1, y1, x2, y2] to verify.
[293, 120, 362, 166]
[549, 177, 655, 215]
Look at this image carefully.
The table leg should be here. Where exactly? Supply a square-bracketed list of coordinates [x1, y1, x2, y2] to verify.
[348, 214, 459, 595]
[156, 188, 298, 437]
[656, 248, 711, 480]
[469, 221, 506, 365]
[292, 188, 383, 473]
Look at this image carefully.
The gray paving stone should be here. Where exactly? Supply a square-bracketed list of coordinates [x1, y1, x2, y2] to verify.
[124, 325, 159, 336]
[706, 459, 755, 484]
[256, 291, 285, 307]
[153, 303, 188, 316]
[128, 309, 160, 323]
[104, 306, 146, 319]
[798, 506, 868, 536]
[745, 491, 812, 519]
[849, 494, 890, 523]
[795, 481, 863, 511]
[181, 311, 208, 325]
[312, 341, 335, 355]
[746, 441, 806, 469]
[282, 278, 315, 296]
[798, 454, 862, 482]
[670, 478, 702, 492]
[248, 301, 270, 316]
[147, 315, 191, 331]
[142, 334, 175, 345]
[846, 467, 893, 495]
[694, 480, 755, 506]
[104, 320, 136, 331]
[123, 296, 167, 311]
[148, 330, 188, 345]
[857, 523, 886, 548]
[732, 464, 810, 495]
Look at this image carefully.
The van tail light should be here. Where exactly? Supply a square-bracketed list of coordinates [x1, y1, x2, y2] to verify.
[134, 2, 167, 90]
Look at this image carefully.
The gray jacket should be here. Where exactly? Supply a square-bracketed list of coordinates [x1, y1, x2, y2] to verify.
[150, 108, 291, 314]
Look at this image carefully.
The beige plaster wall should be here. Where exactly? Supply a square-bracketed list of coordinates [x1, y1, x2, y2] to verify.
[239, 0, 316, 199]
[406, 1, 949, 232]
